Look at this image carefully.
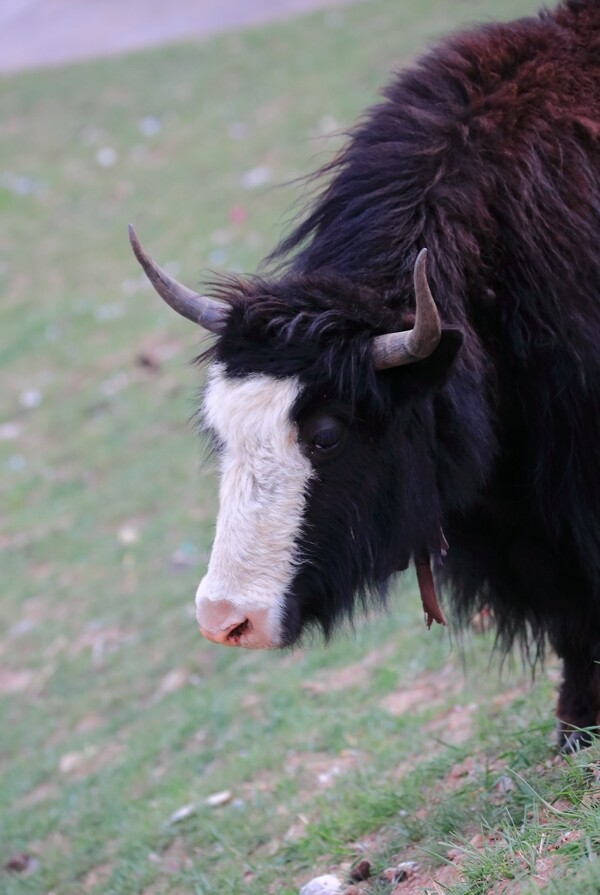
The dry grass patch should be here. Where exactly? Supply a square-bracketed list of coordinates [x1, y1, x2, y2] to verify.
[302, 640, 399, 693]
[380, 663, 463, 716]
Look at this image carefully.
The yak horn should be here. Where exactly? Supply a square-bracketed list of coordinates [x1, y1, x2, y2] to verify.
[128, 225, 229, 334]
[372, 248, 441, 369]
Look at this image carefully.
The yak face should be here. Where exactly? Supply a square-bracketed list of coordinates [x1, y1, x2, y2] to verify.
[196, 365, 311, 649]
[195, 316, 463, 650]
[127, 228, 463, 650]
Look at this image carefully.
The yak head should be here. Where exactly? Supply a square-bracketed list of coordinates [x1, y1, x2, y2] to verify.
[129, 227, 463, 649]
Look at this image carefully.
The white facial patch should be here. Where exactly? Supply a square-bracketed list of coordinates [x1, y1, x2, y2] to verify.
[195, 363, 313, 647]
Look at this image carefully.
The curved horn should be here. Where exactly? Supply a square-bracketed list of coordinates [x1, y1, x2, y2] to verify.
[128, 225, 229, 334]
[372, 248, 441, 370]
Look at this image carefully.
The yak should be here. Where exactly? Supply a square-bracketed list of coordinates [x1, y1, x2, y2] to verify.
[130, 0, 600, 752]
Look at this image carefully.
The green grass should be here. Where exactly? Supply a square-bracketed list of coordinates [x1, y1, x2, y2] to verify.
[5, 1, 599, 893]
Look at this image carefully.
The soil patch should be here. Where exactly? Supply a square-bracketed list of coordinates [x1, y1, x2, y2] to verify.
[380, 664, 462, 716]
[303, 640, 398, 694]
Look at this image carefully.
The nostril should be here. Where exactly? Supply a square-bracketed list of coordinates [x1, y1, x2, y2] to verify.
[226, 618, 251, 643]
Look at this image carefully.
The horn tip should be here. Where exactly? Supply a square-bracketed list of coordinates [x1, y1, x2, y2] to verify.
[128, 224, 146, 267]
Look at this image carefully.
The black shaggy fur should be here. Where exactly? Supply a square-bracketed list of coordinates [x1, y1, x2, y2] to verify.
[200, 0, 600, 747]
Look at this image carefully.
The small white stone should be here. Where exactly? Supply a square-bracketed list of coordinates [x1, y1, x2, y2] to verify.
[138, 116, 161, 136]
[168, 803, 196, 824]
[205, 790, 233, 808]
[299, 875, 342, 895]
[240, 165, 271, 189]
[381, 861, 419, 885]
[59, 747, 95, 774]
[157, 668, 188, 696]
[0, 422, 21, 440]
[96, 146, 117, 167]
[118, 524, 139, 545]
[20, 389, 42, 409]
[0, 171, 42, 196]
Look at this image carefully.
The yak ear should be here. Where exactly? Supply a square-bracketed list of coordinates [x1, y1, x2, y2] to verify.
[387, 328, 464, 401]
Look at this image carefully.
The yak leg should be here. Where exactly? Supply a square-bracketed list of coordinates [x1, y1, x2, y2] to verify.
[555, 646, 600, 753]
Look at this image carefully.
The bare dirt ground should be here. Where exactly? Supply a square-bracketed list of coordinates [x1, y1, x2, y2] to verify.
[1, 0, 361, 74]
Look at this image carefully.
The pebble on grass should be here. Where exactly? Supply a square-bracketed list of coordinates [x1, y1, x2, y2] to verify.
[299, 874, 342, 895]
[167, 803, 196, 825]
[205, 789, 233, 808]
[381, 861, 419, 885]
[349, 859, 371, 882]
[4, 853, 38, 874]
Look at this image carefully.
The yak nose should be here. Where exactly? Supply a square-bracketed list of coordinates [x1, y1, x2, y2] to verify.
[195, 595, 273, 648]
[199, 620, 251, 646]
[196, 597, 249, 645]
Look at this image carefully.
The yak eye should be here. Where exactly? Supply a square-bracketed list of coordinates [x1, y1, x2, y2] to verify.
[300, 414, 347, 459]
[312, 423, 340, 451]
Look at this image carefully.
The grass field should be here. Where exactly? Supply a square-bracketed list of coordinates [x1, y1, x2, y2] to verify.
[4, 1, 600, 893]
